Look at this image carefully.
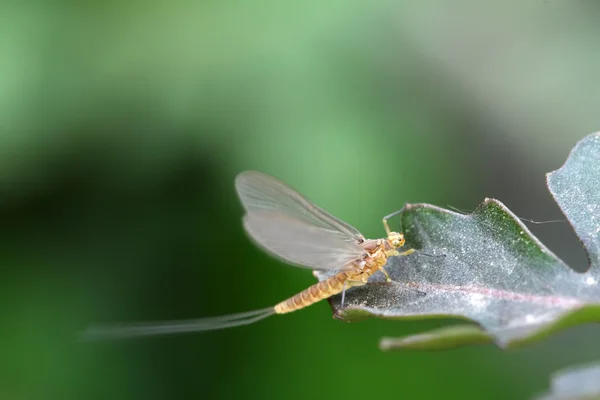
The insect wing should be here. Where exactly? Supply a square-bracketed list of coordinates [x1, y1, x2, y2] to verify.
[243, 211, 366, 270]
[235, 171, 364, 244]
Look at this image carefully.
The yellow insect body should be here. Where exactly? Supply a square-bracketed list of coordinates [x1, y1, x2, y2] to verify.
[274, 238, 403, 314]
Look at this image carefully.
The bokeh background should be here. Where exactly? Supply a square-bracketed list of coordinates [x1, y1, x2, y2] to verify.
[1, 2, 600, 399]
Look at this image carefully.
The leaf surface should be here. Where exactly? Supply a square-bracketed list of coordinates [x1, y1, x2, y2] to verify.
[533, 362, 600, 400]
[315, 132, 600, 349]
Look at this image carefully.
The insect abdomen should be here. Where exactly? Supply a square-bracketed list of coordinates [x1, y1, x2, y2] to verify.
[274, 272, 354, 314]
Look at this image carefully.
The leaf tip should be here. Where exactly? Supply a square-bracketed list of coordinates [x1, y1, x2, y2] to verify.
[379, 325, 493, 351]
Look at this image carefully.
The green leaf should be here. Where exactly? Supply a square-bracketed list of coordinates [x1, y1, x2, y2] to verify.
[315, 132, 600, 349]
[547, 132, 600, 270]
[379, 325, 493, 351]
[533, 362, 600, 400]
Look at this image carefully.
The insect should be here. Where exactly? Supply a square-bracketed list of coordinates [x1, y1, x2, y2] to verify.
[83, 171, 415, 339]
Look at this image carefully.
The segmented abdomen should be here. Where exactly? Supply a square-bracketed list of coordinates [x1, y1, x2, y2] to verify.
[274, 271, 361, 314]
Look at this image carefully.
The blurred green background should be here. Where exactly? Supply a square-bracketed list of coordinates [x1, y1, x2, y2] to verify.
[1, 1, 600, 399]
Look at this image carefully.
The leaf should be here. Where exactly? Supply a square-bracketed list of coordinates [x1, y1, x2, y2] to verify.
[532, 362, 600, 400]
[379, 325, 493, 351]
[547, 133, 600, 270]
[315, 132, 600, 349]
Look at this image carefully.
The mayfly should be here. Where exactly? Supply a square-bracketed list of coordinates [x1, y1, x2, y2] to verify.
[83, 171, 415, 339]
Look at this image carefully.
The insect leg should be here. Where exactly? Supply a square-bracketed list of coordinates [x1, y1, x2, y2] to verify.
[382, 209, 404, 236]
[397, 248, 416, 256]
[340, 281, 347, 308]
[380, 267, 392, 282]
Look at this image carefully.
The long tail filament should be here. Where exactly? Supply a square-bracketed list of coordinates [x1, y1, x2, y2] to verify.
[81, 308, 276, 340]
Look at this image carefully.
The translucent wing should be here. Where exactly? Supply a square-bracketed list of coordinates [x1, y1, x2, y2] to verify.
[235, 171, 364, 243]
[236, 171, 367, 270]
[243, 211, 366, 270]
